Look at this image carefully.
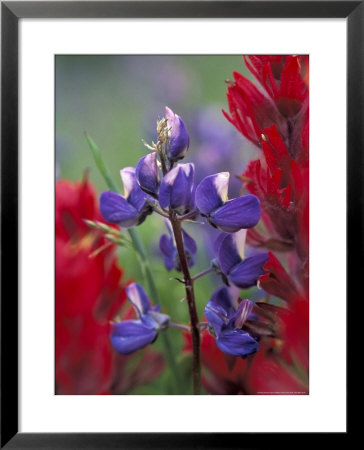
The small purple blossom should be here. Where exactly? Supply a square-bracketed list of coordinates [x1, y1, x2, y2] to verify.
[111, 283, 169, 355]
[100, 167, 152, 228]
[195, 172, 261, 233]
[218, 230, 269, 288]
[165, 106, 190, 161]
[159, 220, 197, 271]
[136, 152, 160, 197]
[204, 286, 258, 358]
[159, 163, 195, 215]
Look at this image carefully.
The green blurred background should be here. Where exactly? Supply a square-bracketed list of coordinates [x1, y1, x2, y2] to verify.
[56, 55, 260, 393]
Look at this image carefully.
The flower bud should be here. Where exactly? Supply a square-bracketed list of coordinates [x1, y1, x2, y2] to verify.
[136, 152, 160, 198]
[165, 106, 190, 161]
[159, 163, 195, 215]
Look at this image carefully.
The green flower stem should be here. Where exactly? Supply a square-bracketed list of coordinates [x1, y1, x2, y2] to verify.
[86, 133, 182, 394]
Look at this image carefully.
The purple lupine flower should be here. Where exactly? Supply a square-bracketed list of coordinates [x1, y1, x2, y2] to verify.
[111, 283, 169, 355]
[204, 286, 258, 358]
[159, 163, 195, 215]
[100, 167, 152, 228]
[218, 230, 269, 288]
[159, 220, 197, 271]
[165, 106, 190, 161]
[195, 172, 261, 233]
[136, 152, 160, 198]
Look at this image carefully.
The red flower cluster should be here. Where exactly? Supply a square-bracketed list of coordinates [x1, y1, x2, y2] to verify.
[56, 176, 163, 394]
[199, 55, 309, 394]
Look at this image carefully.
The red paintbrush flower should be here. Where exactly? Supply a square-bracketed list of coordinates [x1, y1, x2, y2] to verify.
[244, 343, 308, 395]
[185, 330, 308, 395]
[223, 71, 287, 147]
[222, 55, 309, 395]
[244, 55, 308, 118]
[259, 252, 301, 303]
[183, 331, 250, 394]
[278, 297, 309, 371]
[55, 176, 163, 394]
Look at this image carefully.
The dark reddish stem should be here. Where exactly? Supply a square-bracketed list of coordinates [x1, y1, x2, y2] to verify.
[169, 212, 201, 395]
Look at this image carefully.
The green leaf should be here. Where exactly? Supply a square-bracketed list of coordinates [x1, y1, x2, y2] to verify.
[85, 132, 120, 193]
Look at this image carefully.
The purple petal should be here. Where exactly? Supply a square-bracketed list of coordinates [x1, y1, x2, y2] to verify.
[159, 234, 174, 257]
[159, 234, 176, 271]
[214, 232, 228, 254]
[204, 287, 234, 334]
[210, 195, 261, 232]
[120, 167, 147, 213]
[136, 153, 160, 197]
[165, 106, 190, 160]
[126, 282, 152, 317]
[159, 164, 194, 214]
[148, 310, 170, 330]
[195, 172, 229, 215]
[99, 191, 139, 227]
[158, 166, 178, 210]
[110, 320, 157, 355]
[233, 299, 254, 328]
[228, 253, 269, 288]
[217, 329, 258, 357]
[218, 230, 247, 274]
[182, 229, 197, 256]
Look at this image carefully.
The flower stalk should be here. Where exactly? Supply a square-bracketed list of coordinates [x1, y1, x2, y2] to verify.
[168, 212, 201, 394]
[156, 120, 201, 394]
[191, 267, 214, 282]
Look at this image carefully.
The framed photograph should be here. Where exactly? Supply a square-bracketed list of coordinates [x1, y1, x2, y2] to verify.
[1, 1, 355, 447]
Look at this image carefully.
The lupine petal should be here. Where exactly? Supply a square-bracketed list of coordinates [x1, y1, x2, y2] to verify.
[165, 106, 190, 160]
[136, 153, 160, 197]
[217, 328, 258, 357]
[99, 191, 139, 227]
[182, 229, 197, 256]
[159, 164, 194, 213]
[159, 234, 174, 257]
[110, 320, 157, 355]
[218, 230, 247, 274]
[228, 253, 269, 288]
[195, 172, 230, 215]
[233, 299, 254, 328]
[148, 310, 170, 330]
[204, 287, 234, 334]
[120, 167, 147, 213]
[159, 234, 176, 271]
[126, 282, 152, 317]
[210, 194, 261, 232]
[158, 166, 179, 210]
[169, 165, 192, 212]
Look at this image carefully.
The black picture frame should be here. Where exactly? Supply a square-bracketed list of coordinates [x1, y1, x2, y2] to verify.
[1, 1, 356, 448]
